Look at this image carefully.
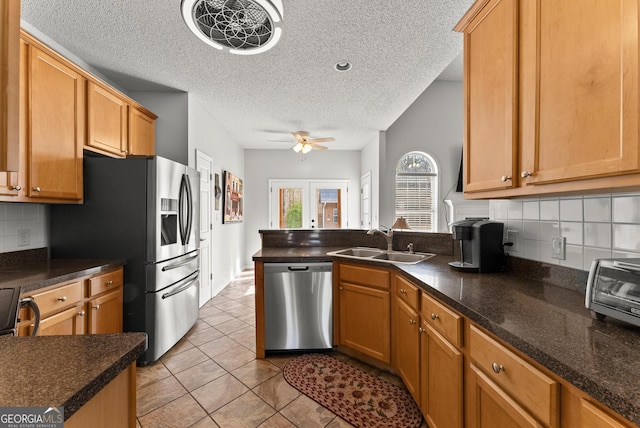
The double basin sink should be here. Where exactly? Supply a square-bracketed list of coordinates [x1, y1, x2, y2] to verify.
[327, 247, 435, 264]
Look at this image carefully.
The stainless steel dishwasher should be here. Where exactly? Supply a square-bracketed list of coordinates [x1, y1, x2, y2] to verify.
[263, 262, 333, 351]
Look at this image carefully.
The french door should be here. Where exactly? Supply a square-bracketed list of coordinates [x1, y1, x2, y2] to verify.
[269, 180, 349, 229]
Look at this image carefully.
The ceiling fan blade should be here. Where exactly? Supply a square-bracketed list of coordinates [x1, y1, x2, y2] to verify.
[310, 143, 328, 150]
[291, 132, 305, 144]
[267, 139, 294, 143]
[308, 137, 335, 144]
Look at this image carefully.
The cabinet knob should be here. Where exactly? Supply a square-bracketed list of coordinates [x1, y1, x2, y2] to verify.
[339, 286, 343, 290]
[501, 175, 511, 182]
[430, 313, 439, 320]
[409, 319, 416, 325]
[9, 185, 21, 191]
[78, 310, 85, 317]
[57, 296, 67, 302]
[93, 304, 100, 310]
[492, 363, 505, 374]
[400, 288, 406, 294]
[521, 171, 532, 178]
[33, 187, 41, 192]
[419, 327, 425, 333]
[106, 280, 113, 285]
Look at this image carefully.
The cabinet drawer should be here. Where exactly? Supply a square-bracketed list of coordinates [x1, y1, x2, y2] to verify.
[339, 263, 389, 290]
[30, 281, 83, 316]
[469, 325, 558, 427]
[420, 293, 462, 348]
[89, 269, 123, 297]
[396, 274, 419, 310]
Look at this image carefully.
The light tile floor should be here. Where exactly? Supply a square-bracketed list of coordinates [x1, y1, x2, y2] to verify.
[135, 269, 418, 428]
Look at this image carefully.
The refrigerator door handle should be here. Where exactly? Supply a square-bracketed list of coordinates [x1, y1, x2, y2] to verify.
[161, 252, 200, 271]
[178, 174, 194, 246]
[162, 271, 199, 299]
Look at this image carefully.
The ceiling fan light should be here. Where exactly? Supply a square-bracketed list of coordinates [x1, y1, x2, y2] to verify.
[302, 144, 312, 154]
[293, 142, 303, 152]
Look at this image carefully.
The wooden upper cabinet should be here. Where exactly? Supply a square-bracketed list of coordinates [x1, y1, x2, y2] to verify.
[520, 0, 640, 185]
[0, 0, 20, 172]
[27, 43, 83, 200]
[128, 106, 155, 156]
[455, 0, 519, 193]
[87, 81, 127, 157]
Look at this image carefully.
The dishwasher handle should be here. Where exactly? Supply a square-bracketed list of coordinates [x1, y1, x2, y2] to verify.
[287, 266, 310, 272]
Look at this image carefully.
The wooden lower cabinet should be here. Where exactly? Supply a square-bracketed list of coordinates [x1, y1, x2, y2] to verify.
[421, 323, 463, 428]
[394, 297, 420, 399]
[339, 281, 391, 364]
[18, 267, 124, 337]
[37, 304, 86, 336]
[88, 287, 123, 334]
[470, 363, 544, 428]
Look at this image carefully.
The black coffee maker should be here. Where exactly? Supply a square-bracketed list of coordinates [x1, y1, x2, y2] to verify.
[448, 218, 505, 273]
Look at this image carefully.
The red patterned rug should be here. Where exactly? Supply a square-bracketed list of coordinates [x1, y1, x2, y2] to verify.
[283, 353, 423, 428]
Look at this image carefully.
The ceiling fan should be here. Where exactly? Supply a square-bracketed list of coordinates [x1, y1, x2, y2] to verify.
[271, 131, 336, 154]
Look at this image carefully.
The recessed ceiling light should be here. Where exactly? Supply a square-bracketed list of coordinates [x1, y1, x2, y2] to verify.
[181, 0, 284, 55]
[334, 61, 352, 72]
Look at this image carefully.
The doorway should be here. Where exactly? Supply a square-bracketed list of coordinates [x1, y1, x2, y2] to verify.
[196, 149, 213, 307]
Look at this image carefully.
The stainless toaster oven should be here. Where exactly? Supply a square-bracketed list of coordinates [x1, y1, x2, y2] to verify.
[586, 258, 640, 327]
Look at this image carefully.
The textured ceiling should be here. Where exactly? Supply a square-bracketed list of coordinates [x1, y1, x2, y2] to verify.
[20, 0, 472, 151]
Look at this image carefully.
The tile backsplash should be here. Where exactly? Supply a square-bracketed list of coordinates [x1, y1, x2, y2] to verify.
[491, 193, 640, 272]
[0, 203, 48, 253]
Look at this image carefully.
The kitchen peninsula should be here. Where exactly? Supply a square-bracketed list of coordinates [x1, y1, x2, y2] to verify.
[253, 229, 640, 428]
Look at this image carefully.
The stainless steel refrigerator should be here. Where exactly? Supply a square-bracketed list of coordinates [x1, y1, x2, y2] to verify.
[50, 155, 200, 364]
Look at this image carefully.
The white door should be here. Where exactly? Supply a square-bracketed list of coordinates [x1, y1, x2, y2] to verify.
[196, 150, 213, 307]
[309, 181, 349, 229]
[361, 171, 371, 229]
[269, 179, 349, 229]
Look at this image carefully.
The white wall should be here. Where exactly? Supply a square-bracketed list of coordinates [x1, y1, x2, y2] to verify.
[243, 149, 361, 266]
[382, 80, 473, 232]
[187, 95, 245, 295]
[129, 92, 189, 165]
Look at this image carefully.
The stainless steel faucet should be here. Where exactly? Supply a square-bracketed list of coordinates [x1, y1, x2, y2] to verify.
[407, 243, 414, 254]
[367, 228, 394, 251]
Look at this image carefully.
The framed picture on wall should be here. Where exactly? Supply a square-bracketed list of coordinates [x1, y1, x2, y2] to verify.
[223, 170, 243, 223]
[214, 173, 221, 211]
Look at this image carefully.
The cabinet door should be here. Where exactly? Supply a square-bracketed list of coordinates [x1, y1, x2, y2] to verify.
[37, 305, 86, 336]
[86, 81, 127, 157]
[520, 0, 640, 185]
[580, 399, 629, 428]
[88, 288, 123, 334]
[27, 45, 83, 200]
[128, 106, 155, 156]
[470, 364, 544, 428]
[460, 0, 519, 192]
[0, 0, 20, 172]
[339, 281, 390, 364]
[395, 298, 420, 400]
[421, 323, 463, 428]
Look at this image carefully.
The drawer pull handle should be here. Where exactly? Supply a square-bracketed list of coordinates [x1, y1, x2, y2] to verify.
[106, 280, 113, 285]
[57, 296, 67, 302]
[492, 363, 505, 374]
[93, 304, 100, 310]
[409, 319, 416, 325]
[400, 288, 406, 294]
[431, 313, 439, 320]
[78, 310, 85, 316]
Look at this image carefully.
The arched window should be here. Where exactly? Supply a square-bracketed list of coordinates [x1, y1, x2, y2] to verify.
[395, 151, 438, 232]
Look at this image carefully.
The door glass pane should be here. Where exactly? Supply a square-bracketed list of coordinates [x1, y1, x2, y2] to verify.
[279, 187, 303, 228]
[315, 188, 341, 229]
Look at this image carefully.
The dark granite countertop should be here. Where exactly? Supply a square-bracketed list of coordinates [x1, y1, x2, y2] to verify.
[0, 259, 125, 294]
[0, 333, 147, 420]
[254, 247, 640, 426]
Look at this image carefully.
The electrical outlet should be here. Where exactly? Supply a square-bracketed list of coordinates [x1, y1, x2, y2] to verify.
[552, 236, 566, 260]
[18, 229, 30, 247]
[505, 229, 519, 252]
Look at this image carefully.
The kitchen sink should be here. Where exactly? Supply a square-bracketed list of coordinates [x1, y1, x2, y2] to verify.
[327, 247, 435, 264]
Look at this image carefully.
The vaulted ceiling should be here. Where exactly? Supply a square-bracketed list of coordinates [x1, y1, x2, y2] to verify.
[20, 0, 471, 151]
